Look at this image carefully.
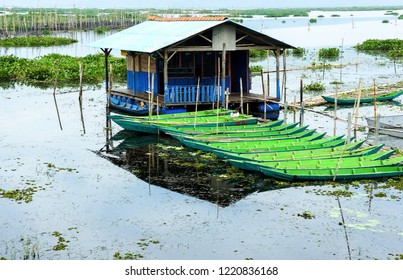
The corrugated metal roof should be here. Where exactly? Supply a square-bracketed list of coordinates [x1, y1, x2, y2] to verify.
[148, 16, 228, 21]
[87, 20, 225, 53]
[87, 18, 295, 53]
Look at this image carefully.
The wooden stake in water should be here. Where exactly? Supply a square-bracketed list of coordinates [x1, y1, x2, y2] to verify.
[354, 79, 363, 132]
[336, 195, 352, 260]
[106, 64, 114, 152]
[334, 84, 338, 136]
[79, 62, 86, 134]
[284, 102, 288, 124]
[346, 112, 352, 144]
[53, 58, 63, 130]
[373, 79, 377, 130]
[374, 113, 380, 145]
[300, 79, 304, 106]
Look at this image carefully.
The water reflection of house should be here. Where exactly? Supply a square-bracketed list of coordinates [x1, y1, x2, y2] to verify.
[88, 16, 295, 117]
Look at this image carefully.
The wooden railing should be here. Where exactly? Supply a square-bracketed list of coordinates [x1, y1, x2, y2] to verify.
[165, 85, 223, 104]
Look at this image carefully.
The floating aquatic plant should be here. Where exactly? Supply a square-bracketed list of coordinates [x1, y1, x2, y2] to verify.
[297, 211, 315, 219]
[113, 251, 144, 260]
[51, 231, 69, 251]
[0, 186, 45, 203]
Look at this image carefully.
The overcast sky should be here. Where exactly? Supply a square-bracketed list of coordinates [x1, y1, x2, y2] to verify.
[3, 0, 403, 9]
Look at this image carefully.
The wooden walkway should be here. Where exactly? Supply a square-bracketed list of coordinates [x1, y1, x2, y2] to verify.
[111, 88, 279, 107]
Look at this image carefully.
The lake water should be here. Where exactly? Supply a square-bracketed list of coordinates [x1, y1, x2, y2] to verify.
[0, 10, 402, 260]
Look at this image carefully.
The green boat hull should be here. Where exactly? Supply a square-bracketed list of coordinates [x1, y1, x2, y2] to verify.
[322, 90, 403, 105]
[258, 165, 403, 181]
[187, 131, 326, 143]
[186, 125, 310, 140]
[214, 142, 381, 161]
[228, 151, 399, 172]
[135, 108, 234, 119]
[160, 120, 288, 135]
[109, 113, 258, 134]
[177, 135, 346, 153]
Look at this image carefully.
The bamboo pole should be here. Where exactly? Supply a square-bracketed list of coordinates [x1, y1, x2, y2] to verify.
[354, 79, 363, 132]
[334, 83, 338, 136]
[375, 113, 380, 144]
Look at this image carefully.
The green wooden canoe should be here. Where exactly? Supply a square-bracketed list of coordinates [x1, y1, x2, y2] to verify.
[177, 135, 347, 153]
[109, 113, 258, 134]
[176, 134, 344, 149]
[258, 164, 403, 181]
[134, 108, 234, 119]
[180, 131, 325, 143]
[228, 150, 398, 172]
[160, 120, 288, 135]
[213, 142, 382, 161]
[180, 125, 311, 140]
[321, 90, 403, 105]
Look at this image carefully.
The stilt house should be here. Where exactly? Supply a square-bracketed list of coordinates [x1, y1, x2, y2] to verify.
[88, 16, 295, 115]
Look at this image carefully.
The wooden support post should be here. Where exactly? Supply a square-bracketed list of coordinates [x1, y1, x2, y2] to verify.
[164, 50, 169, 100]
[194, 77, 200, 128]
[282, 49, 287, 104]
[275, 48, 280, 99]
[221, 43, 226, 108]
[261, 69, 266, 120]
[101, 48, 112, 92]
[300, 79, 304, 105]
[240, 77, 244, 114]
[266, 50, 270, 98]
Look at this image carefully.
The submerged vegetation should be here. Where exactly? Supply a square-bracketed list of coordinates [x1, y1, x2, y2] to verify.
[0, 36, 77, 47]
[0, 53, 126, 87]
[318, 47, 341, 59]
[0, 186, 45, 203]
[354, 39, 403, 60]
[303, 81, 326, 91]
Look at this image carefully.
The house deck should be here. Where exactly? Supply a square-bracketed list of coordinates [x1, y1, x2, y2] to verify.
[111, 88, 279, 107]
